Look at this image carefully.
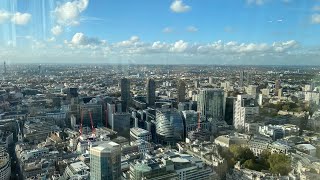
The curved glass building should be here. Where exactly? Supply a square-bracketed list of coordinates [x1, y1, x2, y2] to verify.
[156, 108, 184, 146]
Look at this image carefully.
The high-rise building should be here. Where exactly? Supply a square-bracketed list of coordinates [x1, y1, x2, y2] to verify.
[146, 79, 156, 106]
[239, 71, 244, 87]
[90, 141, 121, 180]
[3, 61, 6, 75]
[177, 80, 186, 103]
[121, 78, 130, 112]
[209, 77, 214, 84]
[275, 80, 281, 96]
[224, 97, 235, 125]
[197, 89, 224, 121]
[233, 95, 259, 131]
[194, 80, 200, 88]
[246, 72, 251, 86]
[156, 108, 184, 145]
[80, 104, 103, 129]
[112, 112, 131, 138]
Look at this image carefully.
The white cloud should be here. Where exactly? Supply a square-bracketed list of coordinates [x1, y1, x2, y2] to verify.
[311, 14, 320, 24]
[0, 11, 32, 25]
[54, 0, 89, 26]
[170, 0, 191, 13]
[170, 40, 188, 52]
[116, 36, 140, 47]
[273, 40, 298, 52]
[70, 32, 105, 46]
[163, 27, 174, 33]
[246, 0, 268, 5]
[186, 26, 198, 32]
[51, 26, 63, 36]
[11, 12, 32, 25]
[0, 10, 10, 23]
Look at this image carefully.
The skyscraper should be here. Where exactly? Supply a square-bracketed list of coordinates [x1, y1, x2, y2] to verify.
[233, 95, 259, 131]
[146, 79, 156, 106]
[197, 89, 224, 121]
[177, 80, 186, 103]
[239, 71, 244, 87]
[3, 61, 6, 75]
[156, 108, 184, 145]
[90, 141, 121, 180]
[275, 79, 281, 96]
[121, 78, 130, 112]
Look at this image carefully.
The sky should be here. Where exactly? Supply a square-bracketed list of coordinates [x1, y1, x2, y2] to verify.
[0, 0, 320, 65]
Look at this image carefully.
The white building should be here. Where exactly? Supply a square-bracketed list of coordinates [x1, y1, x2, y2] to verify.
[246, 85, 258, 97]
[233, 95, 259, 131]
[305, 91, 320, 105]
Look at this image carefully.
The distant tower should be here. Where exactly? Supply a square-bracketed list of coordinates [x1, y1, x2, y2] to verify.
[146, 79, 156, 106]
[246, 72, 251, 86]
[38, 65, 41, 75]
[194, 80, 200, 88]
[3, 61, 6, 75]
[121, 78, 131, 112]
[275, 79, 281, 96]
[197, 88, 224, 121]
[177, 80, 186, 103]
[239, 71, 244, 87]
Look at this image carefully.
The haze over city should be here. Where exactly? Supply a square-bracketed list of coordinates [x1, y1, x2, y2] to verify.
[1, 1, 320, 180]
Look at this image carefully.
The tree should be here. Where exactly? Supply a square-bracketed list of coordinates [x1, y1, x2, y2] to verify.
[268, 153, 291, 175]
[230, 145, 255, 163]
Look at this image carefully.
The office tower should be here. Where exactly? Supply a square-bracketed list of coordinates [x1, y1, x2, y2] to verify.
[121, 78, 130, 112]
[246, 72, 251, 86]
[224, 97, 235, 125]
[275, 80, 281, 96]
[233, 95, 259, 131]
[3, 61, 6, 75]
[194, 80, 200, 88]
[112, 112, 131, 138]
[209, 77, 214, 84]
[156, 108, 184, 145]
[177, 80, 186, 103]
[79, 104, 103, 129]
[146, 79, 156, 106]
[197, 89, 224, 121]
[239, 71, 244, 87]
[182, 110, 210, 137]
[67, 87, 78, 98]
[246, 85, 258, 97]
[90, 142, 121, 180]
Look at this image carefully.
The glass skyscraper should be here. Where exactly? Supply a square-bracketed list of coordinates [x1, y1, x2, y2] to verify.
[197, 88, 224, 121]
[90, 141, 121, 180]
[156, 108, 184, 145]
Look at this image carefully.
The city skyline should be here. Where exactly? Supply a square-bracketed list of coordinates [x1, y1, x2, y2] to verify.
[0, 0, 320, 65]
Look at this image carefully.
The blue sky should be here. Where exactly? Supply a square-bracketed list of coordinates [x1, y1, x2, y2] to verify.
[0, 0, 320, 64]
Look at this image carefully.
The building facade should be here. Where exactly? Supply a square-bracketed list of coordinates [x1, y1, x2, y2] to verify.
[90, 142, 121, 180]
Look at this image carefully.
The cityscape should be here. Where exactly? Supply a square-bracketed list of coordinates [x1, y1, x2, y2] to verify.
[1, 0, 320, 180]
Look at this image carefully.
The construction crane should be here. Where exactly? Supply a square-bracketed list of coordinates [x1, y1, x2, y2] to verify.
[89, 111, 96, 135]
[79, 110, 96, 135]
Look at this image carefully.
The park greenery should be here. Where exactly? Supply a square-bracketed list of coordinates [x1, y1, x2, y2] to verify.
[226, 145, 291, 176]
